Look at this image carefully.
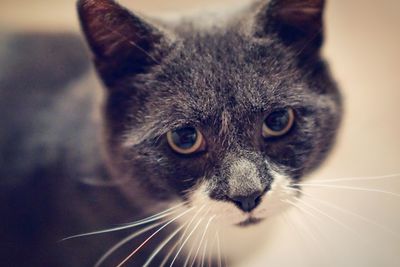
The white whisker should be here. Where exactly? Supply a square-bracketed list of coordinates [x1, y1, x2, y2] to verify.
[189, 216, 216, 267]
[119, 202, 187, 226]
[299, 190, 400, 239]
[170, 219, 204, 267]
[159, 204, 206, 267]
[222, 236, 228, 267]
[160, 239, 180, 267]
[208, 238, 213, 267]
[291, 205, 329, 262]
[293, 183, 400, 198]
[289, 195, 388, 256]
[200, 238, 208, 267]
[280, 211, 306, 265]
[284, 196, 322, 223]
[291, 202, 334, 252]
[62, 203, 184, 241]
[291, 197, 378, 249]
[308, 173, 400, 184]
[94, 221, 164, 267]
[287, 199, 355, 234]
[143, 223, 187, 267]
[116, 207, 195, 267]
[179, 205, 206, 245]
[182, 226, 201, 267]
[216, 231, 222, 267]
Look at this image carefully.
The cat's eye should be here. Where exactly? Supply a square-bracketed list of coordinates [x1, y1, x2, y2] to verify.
[262, 107, 295, 138]
[167, 126, 205, 154]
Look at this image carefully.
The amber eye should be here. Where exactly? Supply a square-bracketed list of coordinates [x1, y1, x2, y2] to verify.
[262, 108, 295, 138]
[167, 126, 205, 154]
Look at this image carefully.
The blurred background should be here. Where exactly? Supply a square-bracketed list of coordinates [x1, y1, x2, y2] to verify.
[1, 0, 399, 266]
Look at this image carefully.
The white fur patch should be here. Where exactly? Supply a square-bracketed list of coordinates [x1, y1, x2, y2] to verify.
[174, 169, 298, 263]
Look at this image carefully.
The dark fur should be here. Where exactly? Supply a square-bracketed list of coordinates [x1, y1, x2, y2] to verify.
[0, 0, 342, 266]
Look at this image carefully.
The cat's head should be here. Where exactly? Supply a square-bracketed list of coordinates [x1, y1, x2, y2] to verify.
[78, 0, 341, 226]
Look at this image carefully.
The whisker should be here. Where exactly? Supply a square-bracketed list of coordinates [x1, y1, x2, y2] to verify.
[182, 178, 195, 183]
[189, 216, 216, 267]
[79, 176, 130, 187]
[297, 190, 400, 239]
[288, 196, 387, 256]
[291, 204, 329, 261]
[200, 238, 208, 267]
[280, 211, 306, 265]
[94, 221, 164, 267]
[62, 213, 170, 241]
[283, 196, 322, 223]
[182, 226, 201, 267]
[116, 207, 195, 267]
[291, 202, 334, 254]
[208, 235, 214, 267]
[119, 202, 188, 226]
[168, 205, 208, 267]
[222, 235, 228, 267]
[292, 211, 318, 260]
[143, 223, 187, 267]
[62, 203, 185, 241]
[216, 231, 222, 267]
[289, 198, 379, 249]
[160, 239, 180, 267]
[286, 199, 355, 234]
[170, 219, 204, 267]
[293, 183, 400, 198]
[159, 205, 206, 267]
[308, 173, 400, 184]
[178, 205, 206, 245]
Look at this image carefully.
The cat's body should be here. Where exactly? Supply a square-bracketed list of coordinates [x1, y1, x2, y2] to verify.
[0, 0, 342, 266]
[0, 33, 184, 266]
[1, 33, 103, 266]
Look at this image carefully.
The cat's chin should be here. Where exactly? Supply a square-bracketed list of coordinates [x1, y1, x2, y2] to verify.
[236, 216, 264, 227]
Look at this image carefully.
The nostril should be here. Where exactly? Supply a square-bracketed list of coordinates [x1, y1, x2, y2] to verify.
[255, 195, 262, 205]
[230, 191, 263, 213]
[233, 199, 243, 208]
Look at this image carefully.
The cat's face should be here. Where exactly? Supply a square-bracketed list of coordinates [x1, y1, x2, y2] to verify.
[78, 0, 341, 226]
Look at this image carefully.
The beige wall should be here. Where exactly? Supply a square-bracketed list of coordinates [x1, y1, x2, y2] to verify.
[1, 0, 399, 266]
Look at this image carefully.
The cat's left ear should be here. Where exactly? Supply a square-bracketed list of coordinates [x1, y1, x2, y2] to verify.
[253, 0, 325, 57]
[77, 0, 172, 86]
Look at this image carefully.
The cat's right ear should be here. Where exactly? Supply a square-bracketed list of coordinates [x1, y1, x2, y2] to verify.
[252, 0, 325, 58]
[77, 0, 172, 86]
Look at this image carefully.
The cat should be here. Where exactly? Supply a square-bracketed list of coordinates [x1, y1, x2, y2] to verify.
[0, 0, 342, 266]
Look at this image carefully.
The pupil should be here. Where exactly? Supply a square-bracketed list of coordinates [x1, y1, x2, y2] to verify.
[266, 109, 289, 131]
[172, 127, 197, 149]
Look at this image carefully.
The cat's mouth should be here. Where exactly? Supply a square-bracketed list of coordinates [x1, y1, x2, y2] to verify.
[236, 216, 263, 227]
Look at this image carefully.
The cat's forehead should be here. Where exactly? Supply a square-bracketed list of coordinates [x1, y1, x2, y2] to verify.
[149, 30, 309, 115]
[128, 28, 321, 140]
[171, 30, 297, 85]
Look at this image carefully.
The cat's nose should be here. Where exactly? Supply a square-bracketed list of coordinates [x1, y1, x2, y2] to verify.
[230, 191, 263, 212]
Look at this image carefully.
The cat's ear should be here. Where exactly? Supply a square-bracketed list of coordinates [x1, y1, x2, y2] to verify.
[77, 0, 171, 86]
[254, 0, 325, 57]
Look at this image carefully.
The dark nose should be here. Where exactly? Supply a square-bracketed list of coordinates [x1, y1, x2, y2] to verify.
[231, 191, 263, 213]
